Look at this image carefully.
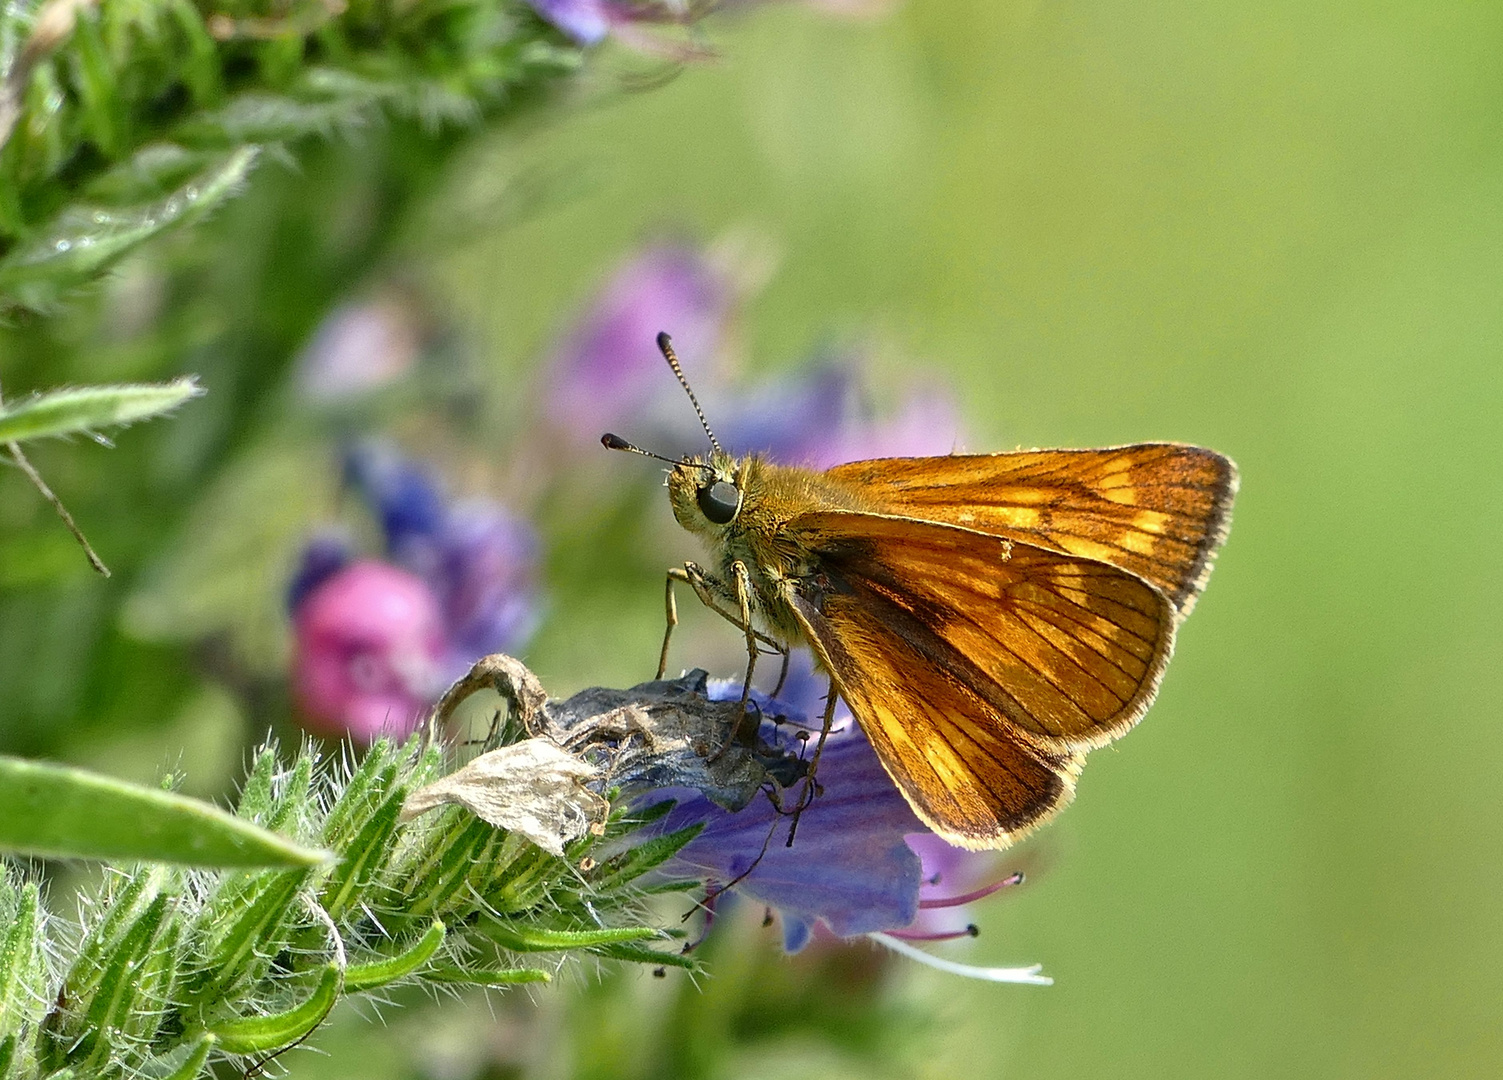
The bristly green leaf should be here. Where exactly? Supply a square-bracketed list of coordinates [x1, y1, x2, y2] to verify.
[587, 941, 698, 970]
[188, 869, 311, 1009]
[320, 742, 399, 847]
[57, 867, 167, 1023]
[207, 963, 341, 1056]
[343, 919, 446, 993]
[70, 892, 174, 1070]
[0, 147, 257, 310]
[0, 378, 203, 445]
[478, 921, 663, 953]
[0, 755, 330, 867]
[587, 823, 705, 893]
[320, 786, 405, 921]
[236, 745, 280, 823]
[424, 966, 551, 986]
[144, 1034, 216, 1080]
[0, 877, 44, 1049]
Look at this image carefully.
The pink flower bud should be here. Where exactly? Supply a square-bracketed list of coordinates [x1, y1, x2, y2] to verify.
[292, 560, 449, 743]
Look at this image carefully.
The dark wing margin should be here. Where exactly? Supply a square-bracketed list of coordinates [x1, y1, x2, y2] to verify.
[827, 444, 1238, 620]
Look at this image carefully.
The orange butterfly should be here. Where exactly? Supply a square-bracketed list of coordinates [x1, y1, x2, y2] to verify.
[606, 334, 1237, 850]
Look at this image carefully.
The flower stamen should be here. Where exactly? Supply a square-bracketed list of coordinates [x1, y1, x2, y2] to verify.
[918, 871, 1024, 910]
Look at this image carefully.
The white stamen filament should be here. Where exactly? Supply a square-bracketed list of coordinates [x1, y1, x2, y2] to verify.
[869, 933, 1053, 985]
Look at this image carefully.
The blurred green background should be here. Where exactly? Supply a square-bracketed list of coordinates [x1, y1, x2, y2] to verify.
[456, 5, 1503, 1074]
[5, 0, 1502, 1076]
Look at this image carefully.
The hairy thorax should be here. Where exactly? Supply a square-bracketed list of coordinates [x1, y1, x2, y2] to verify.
[669, 454, 878, 644]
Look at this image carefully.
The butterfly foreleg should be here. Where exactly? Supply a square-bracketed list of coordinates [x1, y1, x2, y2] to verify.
[660, 563, 782, 681]
[731, 560, 757, 706]
[659, 567, 689, 680]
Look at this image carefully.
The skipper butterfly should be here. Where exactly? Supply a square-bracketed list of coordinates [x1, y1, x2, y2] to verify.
[605, 334, 1236, 850]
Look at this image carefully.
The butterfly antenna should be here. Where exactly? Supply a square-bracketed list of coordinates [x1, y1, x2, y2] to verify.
[657, 332, 723, 455]
[600, 433, 681, 464]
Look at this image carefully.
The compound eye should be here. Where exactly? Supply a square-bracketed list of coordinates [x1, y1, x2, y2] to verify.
[697, 479, 740, 524]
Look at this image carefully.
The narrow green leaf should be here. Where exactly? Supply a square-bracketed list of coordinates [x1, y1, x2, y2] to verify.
[167, 0, 222, 107]
[174, 93, 373, 147]
[595, 796, 676, 843]
[193, 869, 310, 1003]
[143, 1033, 216, 1080]
[208, 963, 341, 1056]
[343, 919, 445, 993]
[478, 921, 661, 953]
[236, 746, 279, 822]
[404, 815, 495, 920]
[0, 1035, 15, 1076]
[123, 911, 182, 1046]
[0, 147, 258, 309]
[0, 881, 42, 1037]
[0, 378, 203, 444]
[320, 744, 396, 847]
[57, 866, 166, 1018]
[320, 787, 403, 921]
[265, 750, 314, 834]
[70, 8, 123, 158]
[589, 941, 698, 970]
[588, 823, 704, 893]
[0, 756, 329, 867]
[424, 966, 551, 987]
[73, 892, 173, 1069]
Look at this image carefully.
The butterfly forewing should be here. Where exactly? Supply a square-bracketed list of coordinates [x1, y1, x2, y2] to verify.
[826, 444, 1237, 619]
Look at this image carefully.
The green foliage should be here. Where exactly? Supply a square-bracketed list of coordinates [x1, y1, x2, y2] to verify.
[0, 0, 582, 311]
[0, 736, 695, 1080]
[0, 377, 202, 444]
[0, 753, 328, 865]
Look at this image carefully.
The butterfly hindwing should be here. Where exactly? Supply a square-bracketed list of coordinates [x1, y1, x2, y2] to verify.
[787, 582, 1083, 848]
[785, 511, 1177, 752]
[826, 444, 1237, 619]
[778, 512, 1176, 845]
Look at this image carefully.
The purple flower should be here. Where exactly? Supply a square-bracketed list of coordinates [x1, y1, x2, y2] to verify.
[293, 292, 424, 401]
[524, 0, 614, 43]
[288, 443, 543, 742]
[343, 441, 543, 673]
[904, 832, 1022, 941]
[645, 679, 926, 952]
[544, 245, 733, 450]
[522, 0, 718, 51]
[717, 355, 962, 469]
[637, 662, 1046, 983]
[292, 559, 450, 742]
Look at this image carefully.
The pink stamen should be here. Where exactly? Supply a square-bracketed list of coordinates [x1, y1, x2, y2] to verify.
[886, 924, 980, 942]
[918, 871, 1024, 910]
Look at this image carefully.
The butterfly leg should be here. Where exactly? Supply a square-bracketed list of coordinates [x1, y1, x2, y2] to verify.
[785, 674, 840, 847]
[663, 562, 781, 675]
[771, 646, 791, 698]
[731, 560, 758, 705]
[658, 567, 691, 680]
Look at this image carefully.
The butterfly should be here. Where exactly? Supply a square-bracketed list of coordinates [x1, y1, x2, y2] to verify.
[604, 333, 1237, 850]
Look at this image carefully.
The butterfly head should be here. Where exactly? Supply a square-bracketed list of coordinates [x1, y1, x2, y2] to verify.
[666, 450, 744, 538]
[602, 331, 749, 539]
